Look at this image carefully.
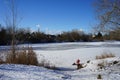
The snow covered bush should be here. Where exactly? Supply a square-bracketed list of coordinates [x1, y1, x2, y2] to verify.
[97, 60, 107, 69]
[38, 58, 56, 70]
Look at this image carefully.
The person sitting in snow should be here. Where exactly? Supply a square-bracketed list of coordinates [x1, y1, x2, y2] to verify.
[76, 59, 80, 64]
[73, 59, 83, 69]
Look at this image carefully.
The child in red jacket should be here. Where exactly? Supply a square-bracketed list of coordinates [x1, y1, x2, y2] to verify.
[73, 59, 82, 69]
[76, 59, 80, 65]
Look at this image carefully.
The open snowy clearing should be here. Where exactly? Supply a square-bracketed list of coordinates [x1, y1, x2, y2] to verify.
[0, 41, 120, 80]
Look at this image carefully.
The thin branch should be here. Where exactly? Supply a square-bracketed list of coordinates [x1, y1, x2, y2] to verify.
[109, 21, 120, 26]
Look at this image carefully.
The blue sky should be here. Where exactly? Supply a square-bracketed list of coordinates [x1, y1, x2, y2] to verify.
[0, 0, 96, 34]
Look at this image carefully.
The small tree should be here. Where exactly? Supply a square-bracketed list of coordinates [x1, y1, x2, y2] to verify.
[5, 0, 20, 60]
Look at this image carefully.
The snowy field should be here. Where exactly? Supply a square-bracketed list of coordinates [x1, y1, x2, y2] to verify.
[34, 41, 120, 68]
[0, 41, 120, 80]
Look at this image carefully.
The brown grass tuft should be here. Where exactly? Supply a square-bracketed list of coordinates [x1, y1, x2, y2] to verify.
[0, 46, 56, 69]
[96, 53, 115, 59]
[6, 47, 38, 66]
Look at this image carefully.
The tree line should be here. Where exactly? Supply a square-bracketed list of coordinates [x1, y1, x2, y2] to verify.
[1, 24, 120, 45]
[0, 25, 97, 45]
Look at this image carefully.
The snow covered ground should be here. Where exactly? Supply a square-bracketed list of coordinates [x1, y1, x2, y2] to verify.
[0, 41, 120, 80]
[0, 57, 120, 80]
[34, 41, 120, 68]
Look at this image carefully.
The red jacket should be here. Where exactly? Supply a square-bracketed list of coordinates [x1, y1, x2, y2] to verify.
[76, 59, 80, 64]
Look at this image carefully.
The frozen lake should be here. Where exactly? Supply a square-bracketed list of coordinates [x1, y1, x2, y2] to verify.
[0, 41, 120, 51]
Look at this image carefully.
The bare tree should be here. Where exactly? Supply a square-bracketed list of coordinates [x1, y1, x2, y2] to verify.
[94, 0, 120, 32]
[5, 0, 18, 60]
